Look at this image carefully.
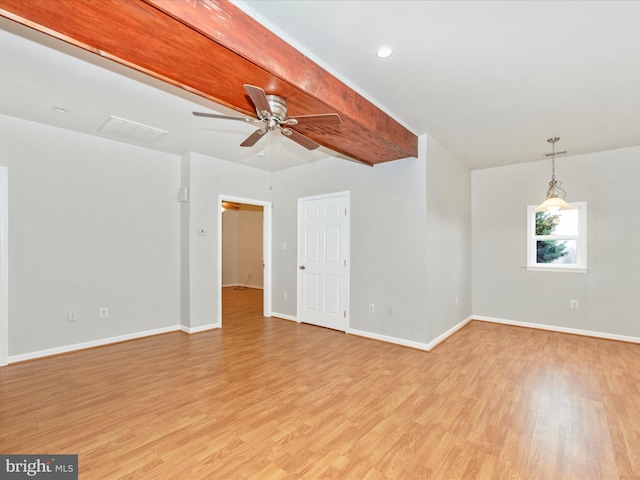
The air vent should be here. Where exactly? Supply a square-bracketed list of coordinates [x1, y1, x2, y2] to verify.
[97, 115, 167, 144]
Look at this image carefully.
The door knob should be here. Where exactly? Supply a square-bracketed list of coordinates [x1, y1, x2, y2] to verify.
[299, 265, 306, 270]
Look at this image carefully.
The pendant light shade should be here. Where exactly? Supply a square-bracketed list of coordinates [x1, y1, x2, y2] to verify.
[533, 196, 573, 213]
[535, 137, 573, 213]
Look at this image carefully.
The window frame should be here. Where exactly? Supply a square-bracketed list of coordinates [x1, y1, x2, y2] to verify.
[526, 201, 587, 273]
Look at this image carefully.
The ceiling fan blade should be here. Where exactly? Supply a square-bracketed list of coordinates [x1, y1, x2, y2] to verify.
[243, 84, 272, 118]
[240, 128, 268, 147]
[284, 113, 341, 126]
[281, 128, 319, 150]
[193, 111, 260, 123]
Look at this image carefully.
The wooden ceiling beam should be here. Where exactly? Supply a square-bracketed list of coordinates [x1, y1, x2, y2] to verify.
[0, 0, 418, 165]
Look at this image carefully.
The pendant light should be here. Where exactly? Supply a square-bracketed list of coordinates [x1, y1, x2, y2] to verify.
[534, 137, 573, 212]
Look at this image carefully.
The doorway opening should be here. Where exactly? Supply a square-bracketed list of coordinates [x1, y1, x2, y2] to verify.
[217, 195, 271, 326]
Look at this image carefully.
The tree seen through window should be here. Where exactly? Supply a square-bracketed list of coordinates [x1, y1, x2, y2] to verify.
[535, 212, 568, 263]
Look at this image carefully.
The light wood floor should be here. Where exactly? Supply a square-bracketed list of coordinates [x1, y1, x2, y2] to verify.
[2, 288, 640, 479]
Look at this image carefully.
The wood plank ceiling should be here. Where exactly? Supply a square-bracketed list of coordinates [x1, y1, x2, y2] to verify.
[0, 0, 418, 166]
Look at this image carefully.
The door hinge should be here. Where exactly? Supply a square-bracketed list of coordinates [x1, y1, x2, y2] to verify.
[345, 208, 348, 216]
[343, 310, 347, 318]
[344, 259, 346, 267]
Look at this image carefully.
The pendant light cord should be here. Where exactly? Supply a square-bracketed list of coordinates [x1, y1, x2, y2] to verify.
[545, 137, 566, 200]
[550, 140, 556, 182]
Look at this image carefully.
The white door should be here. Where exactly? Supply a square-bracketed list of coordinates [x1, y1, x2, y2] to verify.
[297, 192, 349, 331]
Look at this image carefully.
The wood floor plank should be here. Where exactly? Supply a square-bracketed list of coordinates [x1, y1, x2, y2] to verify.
[1, 287, 640, 478]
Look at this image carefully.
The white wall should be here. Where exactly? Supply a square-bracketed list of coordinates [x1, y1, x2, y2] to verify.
[426, 135, 472, 340]
[0, 114, 181, 356]
[472, 145, 640, 338]
[0, 121, 272, 357]
[271, 149, 431, 343]
[182, 152, 271, 328]
[270, 134, 472, 345]
[0, 114, 473, 358]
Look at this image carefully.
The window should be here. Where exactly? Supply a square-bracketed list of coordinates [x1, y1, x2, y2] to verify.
[526, 202, 587, 272]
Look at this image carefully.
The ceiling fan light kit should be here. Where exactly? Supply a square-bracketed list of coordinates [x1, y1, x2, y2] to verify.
[534, 137, 573, 213]
[194, 84, 341, 151]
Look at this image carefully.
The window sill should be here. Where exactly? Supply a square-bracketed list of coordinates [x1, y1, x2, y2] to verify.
[526, 265, 588, 273]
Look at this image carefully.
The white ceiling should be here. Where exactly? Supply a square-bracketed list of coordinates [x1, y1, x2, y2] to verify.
[2, 1, 640, 171]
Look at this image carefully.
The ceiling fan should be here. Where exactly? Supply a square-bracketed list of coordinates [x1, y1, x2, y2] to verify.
[193, 84, 341, 150]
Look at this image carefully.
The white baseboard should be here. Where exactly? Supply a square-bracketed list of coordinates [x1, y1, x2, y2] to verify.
[425, 316, 474, 350]
[180, 323, 220, 334]
[15, 313, 632, 365]
[348, 316, 473, 352]
[8, 325, 181, 364]
[271, 312, 297, 322]
[473, 315, 640, 344]
[8, 322, 224, 364]
[348, 328, 432, 351]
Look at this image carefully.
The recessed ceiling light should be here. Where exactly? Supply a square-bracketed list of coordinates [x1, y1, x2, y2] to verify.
[376, 46, 393, 58]
[52, 106, 69, 113]
[256, 151, 266, 158]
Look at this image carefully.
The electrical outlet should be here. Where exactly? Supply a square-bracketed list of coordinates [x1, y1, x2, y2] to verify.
[283, 291, 288, 300]
[455, 297, 459, 307]
[99, 307, 109, 318]
[570, 300, 579, 310]
[388, 307, 395, 317]
[68, 310, 77, 322]
[368, 303, 375, 313]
